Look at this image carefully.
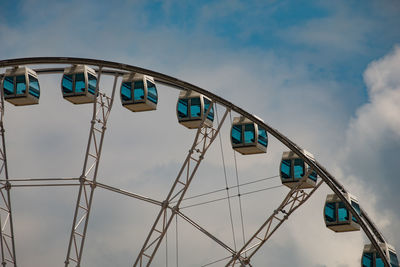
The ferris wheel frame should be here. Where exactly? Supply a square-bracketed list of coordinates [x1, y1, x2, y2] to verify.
[0, 57, 391, 267]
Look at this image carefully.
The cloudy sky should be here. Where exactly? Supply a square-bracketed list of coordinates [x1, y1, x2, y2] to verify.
[1, 0, 400, 266]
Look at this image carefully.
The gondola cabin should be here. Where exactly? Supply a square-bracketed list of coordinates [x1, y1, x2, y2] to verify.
[177, 90, 214, 129]
[2, 67, 40, 106]
[362, 243, 399, 267]
[324, 192, 360, 232]
[280, 150, 317, 189]
[231, 116, 268, 155]
[61, 65, 97, 104]
[120, 73, 158, 112]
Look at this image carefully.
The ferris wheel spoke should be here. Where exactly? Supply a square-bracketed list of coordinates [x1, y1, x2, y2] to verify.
[0, 78, 16, 267]
[226, 178, 323, 266]
[133, 106, 229, 267]
[65, 72, 118, 266]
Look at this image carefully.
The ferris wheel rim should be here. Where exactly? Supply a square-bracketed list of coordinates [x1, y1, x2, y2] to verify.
[0, 56, 390, 266]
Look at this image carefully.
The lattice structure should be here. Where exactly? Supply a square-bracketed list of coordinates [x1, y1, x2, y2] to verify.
[227, 178, 323, 266]
[134, 106, 229, 267]
[65, 72, 118, 266]
[0, 80, 16, 267]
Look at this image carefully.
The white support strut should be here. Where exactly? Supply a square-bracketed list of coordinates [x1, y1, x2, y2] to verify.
[0, 78, 16, 267]
[133, 106, 229, 267]
[65, 71, 118, 266]
[226, 177, 323, 266]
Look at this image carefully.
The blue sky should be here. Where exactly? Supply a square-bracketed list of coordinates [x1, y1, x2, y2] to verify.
[1, 0, 400, 266]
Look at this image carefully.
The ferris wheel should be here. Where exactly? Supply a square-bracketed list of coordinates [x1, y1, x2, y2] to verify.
[0, 57, 398, 267]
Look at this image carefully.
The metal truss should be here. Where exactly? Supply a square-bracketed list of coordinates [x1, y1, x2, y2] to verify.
[133, 106, 229, 267]
[0, 57, 392, 266]
[0, 79, 16, 266]
[227, 176, 323, 266]
[65, 70, 118, 266]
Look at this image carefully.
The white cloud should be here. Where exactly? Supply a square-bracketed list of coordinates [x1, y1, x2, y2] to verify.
[1, 1, 399, 266]
[336, 45, 400, 252]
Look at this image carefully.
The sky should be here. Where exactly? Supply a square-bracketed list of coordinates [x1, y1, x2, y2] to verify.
[1, 0, 400, 266]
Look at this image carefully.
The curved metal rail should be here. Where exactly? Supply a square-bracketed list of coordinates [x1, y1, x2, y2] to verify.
[0, 57, 390, 266]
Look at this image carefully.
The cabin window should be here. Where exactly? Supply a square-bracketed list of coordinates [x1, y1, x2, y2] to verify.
[3, 76, 14, 95]
[324, 202, 336, 223]
[62, 74, 73, 94]
[75, 73, 85, 93]
[376, 254, 385, 267]
[293, 159, 304, 179]
[362, 252, 373, 267]
[338, 202, 349, 222]
[16, 75, 26, 95]
[258, 128, 267, 147]
[244, 124, 255, 144]
[177, 99, 188, 118]
[146, 80, 157, 104]
[281, 160, 292, 179]
[203, 98, 214, 121]
[28, 75, 40, 98]
[390, 251, 399, 267]
[231, 125, 242, 144]
[308, 168, 317, 182]
[88, 73, 97, 95]
[134, 80, 145, 101]
[351, 201, 360, 223]
[190, 98, 201, 118]
[121, 82, 132, 101]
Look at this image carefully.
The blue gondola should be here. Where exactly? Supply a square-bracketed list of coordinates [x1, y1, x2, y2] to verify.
[120, 73, 158, 112]
[362, 243, 399, 267]
[280, 150, 317, 189]
[2, 67, 40, 106]
[324, 193, 360, 232]
[231, 116, 268, 155]
[61, 65, 97, 104]
[177, 90, 214, 129]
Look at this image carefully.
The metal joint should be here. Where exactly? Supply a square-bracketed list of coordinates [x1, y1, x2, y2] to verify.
[79, 175, 86, 184]
[5, 182, 11, 191]
[172, 206, 179, 214]
[90, 182, 96, 189]
[162, 200, 169, 209]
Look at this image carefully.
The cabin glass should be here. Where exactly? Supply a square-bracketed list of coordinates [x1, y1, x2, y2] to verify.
[351, 201, 360, 223]
[88, 73, 97, 95]
[390, 251, 399, 267]
[146, 80, 157, 104]
[133, 80, 145, 101]
[16, 75, 26, 95]
[324, 202, 336, 223]
[177, 99, 188, 118]
[231, 125, 242, 145]
[190, 98, 201, 118]
[121, 82, 132, 101]
[3, 76, 14, 95]
[376, 254, 385, 267]
[62, 74, 73, 94]
[75, 73, 85, 93]
[362, 252, 373, 267]
[308, 168, 317, 182]
[258, 128, 268, 147]
[28, 75, 40, 98]
[338, 202, 349, 222]
[281, 159, 292, 179]
[203, 98, 214, 121]
[244, 124, 255, 144]
[293, 159, 304, 179]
